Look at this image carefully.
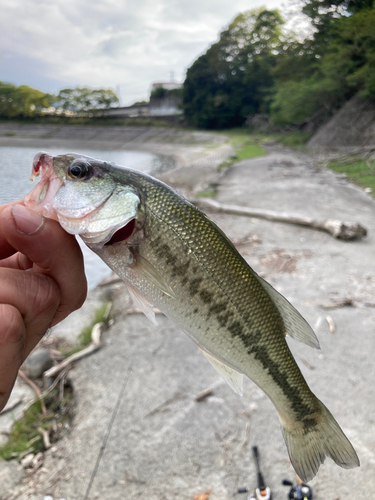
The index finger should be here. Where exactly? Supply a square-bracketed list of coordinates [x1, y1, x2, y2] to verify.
[0, 204, 87, 325]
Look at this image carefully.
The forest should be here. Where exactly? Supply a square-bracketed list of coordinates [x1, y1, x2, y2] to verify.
[182, 0, 375, 128]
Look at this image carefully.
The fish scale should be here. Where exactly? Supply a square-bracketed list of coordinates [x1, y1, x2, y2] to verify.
[25, 151, 360, 482]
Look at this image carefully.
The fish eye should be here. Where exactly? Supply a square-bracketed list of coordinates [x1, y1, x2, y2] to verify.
[68, 160, 93, 180]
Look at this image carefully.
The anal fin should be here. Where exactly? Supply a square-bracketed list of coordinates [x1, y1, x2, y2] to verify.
[199, 348, 244, 396]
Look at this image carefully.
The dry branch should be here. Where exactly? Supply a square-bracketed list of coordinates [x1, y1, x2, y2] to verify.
[44, 322, 103, 379]
[195, 198, 367, 241]
[195, 388, 213, 402]
[18, 370, 47, 415]
[38, 427, 51, 449]
[326, 316, 336, 334]
[0, 397, 24, 415]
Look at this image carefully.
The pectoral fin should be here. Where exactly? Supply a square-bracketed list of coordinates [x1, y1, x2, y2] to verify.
[199, 348, 244, 396]
[126, 284, 157, 325]
[132, 251, 176, 299]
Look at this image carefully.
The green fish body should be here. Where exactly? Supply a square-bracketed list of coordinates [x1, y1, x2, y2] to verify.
[25, 152, 359, 481]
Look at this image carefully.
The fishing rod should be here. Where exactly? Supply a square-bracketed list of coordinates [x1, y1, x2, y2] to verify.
[253, 446, 272, 500]
[236, 445, 271, 499]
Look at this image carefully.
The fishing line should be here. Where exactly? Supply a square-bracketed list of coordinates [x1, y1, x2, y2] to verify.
[83, 361, 133, 500]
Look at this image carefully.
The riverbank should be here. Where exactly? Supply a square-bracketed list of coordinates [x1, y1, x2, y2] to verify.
[1, 129, 375, 499]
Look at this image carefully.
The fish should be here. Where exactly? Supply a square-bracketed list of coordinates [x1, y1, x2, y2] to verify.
[24, 151, 359, 482]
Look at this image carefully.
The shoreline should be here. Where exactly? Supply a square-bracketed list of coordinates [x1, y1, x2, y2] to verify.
[0, 123, 234, 196]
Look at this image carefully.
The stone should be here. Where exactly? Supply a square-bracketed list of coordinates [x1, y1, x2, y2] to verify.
[22, 348, 53, 379]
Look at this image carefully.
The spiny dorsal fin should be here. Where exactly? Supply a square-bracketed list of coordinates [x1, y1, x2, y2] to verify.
[199, 348, 244, 396]
[256, 275, 320, 349]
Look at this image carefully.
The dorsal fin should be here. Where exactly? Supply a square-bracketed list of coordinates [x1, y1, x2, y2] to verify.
[256, 275, 320, 349]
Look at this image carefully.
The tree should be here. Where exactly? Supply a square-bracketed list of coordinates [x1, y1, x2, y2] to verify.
[271, 6, 375, 125]
[56, 87, 119, 112]
[0, 82, 54, 118]
[182, 8, 284, 129]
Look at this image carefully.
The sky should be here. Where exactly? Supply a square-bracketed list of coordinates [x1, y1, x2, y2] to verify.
[0, 0, 286, 106]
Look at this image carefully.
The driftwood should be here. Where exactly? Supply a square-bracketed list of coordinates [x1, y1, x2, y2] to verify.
[195, 198, 367, 241]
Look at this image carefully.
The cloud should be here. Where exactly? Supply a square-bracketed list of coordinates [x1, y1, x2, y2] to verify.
[0, 0, 283, 105]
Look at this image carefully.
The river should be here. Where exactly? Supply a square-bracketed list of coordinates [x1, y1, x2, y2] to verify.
[0, 146, 175, 288]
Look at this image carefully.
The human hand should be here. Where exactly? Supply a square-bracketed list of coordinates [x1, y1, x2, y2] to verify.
[0, 203, 87, 411]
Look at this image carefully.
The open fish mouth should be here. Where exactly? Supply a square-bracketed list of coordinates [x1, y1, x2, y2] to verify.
[24, 152, 64, 217]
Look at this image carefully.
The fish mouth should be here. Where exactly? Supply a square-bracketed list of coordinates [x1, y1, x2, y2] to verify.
[105, 219, 136, 246]
[24, 152, 64, 218]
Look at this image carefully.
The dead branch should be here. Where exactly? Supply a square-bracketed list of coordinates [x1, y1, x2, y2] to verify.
[195, 198, 367, 241]
[44, 322, 103, 379]
[18, 370, 47, 415]
[300, 357, 315, 370]
[326, 316, 336, 334]
[38, 427, 51, 449]
[0, 397, 24, 415]
[242, 421, 250, 450]
[321, 297, 355, 309]
[195, 388, 213, 402]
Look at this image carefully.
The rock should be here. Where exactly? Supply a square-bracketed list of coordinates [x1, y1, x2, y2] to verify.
[22, 348, 53, 379]
[0, 459, 25, 499]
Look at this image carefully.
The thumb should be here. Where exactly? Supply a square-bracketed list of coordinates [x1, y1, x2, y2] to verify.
[0, 204, 87, 325]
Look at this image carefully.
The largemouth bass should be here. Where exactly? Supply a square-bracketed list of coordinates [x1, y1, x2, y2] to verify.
[25, 151, 359, 482]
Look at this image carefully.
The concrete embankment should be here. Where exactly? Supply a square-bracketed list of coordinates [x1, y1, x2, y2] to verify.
[1, 130, 374, 500]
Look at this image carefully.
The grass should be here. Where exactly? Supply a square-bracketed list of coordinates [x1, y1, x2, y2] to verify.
[236, 143, 267, 160]
[196, 189, 217, 198]
[0, 388, 74, 461]
[60, 302, 111, 358]
[216, 129, 267, 170]
[328, 158, 375, 196]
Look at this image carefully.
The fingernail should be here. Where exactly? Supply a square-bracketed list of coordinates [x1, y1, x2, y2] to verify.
[12, 205, 44, 235]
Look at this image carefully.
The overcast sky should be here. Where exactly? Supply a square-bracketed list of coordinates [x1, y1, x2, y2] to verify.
[1, 0, 286, 106]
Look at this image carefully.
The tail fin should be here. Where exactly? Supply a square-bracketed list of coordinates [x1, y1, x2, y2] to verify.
[281, 400, 359, 482]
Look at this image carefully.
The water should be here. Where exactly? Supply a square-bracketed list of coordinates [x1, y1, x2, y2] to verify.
[0, 146, 174, 289]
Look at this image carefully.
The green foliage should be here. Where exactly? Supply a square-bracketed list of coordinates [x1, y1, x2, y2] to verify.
[328, 158, 375, 194]
[150, 87, 167, 99]
[182, 8, 284, 129]
[236, 143, 266, 160]
[56, 87, 119, 112]
[182, 0, 375, 129]
[196, 189, 217, 198]
[0, 388, 73, 461]
[0, 82, 54, 118]
[78, 303, 109, 347]
[271, 6, 375, 124]
[302, 0, 373, 31]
